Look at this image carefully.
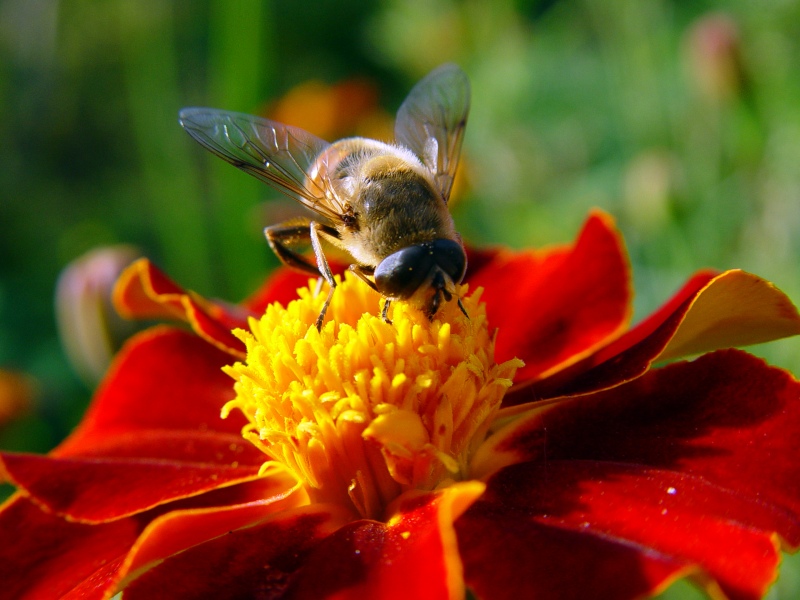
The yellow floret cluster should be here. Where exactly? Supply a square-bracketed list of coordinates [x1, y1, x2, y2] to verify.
[223, 272, 521, 520]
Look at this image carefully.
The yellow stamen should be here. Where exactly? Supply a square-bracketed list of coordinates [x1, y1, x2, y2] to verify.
[223, 272, 522, 520]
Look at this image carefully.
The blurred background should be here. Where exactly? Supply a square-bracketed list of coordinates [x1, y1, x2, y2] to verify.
[1, 0, 799, 596]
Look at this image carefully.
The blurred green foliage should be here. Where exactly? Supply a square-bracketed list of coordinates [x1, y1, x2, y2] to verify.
[1, 0, 799, 596]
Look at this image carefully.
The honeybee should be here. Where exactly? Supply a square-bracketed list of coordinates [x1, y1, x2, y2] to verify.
[179, 64, 470, 329]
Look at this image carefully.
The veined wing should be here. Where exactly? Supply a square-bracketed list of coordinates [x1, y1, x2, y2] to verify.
[179, 108, 345, 222]
[394, 64, 470, 204]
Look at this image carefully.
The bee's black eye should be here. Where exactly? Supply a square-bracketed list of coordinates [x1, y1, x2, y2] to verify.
[374, 245, 433, 299]
[374, 240, 466, 300]
[430, 238, 467, 286]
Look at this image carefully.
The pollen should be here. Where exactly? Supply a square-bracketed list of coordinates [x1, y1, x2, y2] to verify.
[222, 272, 522, 520]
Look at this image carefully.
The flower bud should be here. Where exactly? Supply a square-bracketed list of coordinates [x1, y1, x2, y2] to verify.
[55, 246, 143, 384]
[684, 13, 744, 102]
[0, 369, 35, 429]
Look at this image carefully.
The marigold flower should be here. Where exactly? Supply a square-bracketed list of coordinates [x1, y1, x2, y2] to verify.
[2, 212, 800, 599]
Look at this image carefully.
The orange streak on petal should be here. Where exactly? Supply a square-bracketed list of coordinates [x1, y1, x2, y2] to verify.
[373, 482, 485, 600]
[433, 482, 485, 600]
[182, 295, 246, 359]
[112, 258, 189, 320]
[583, 269, 719, 366]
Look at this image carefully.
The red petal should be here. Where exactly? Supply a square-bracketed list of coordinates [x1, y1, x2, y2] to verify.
[0, 495, 143, 600]
[467, 211, 632, 382]
[54, 429, 263, 464]
[456, 499, 689, 600]
[245, 269, 316, 312]
[0, 478, 300, 598]
[463, 460, 783, 600]
[482, 350, 800, 548]
[55, 327, 244, 457]
[122, 486, 480, 600]
[113, 259, 249, 357]
[0, 453, 264, 522]
[123, 506, 351, 599]
[289, 485, 480, 600]
[116, 477, 306, 584]
[507, 269, 800, 403]
[242, 259, 348, 313]
[506, 272, 714, 403]
[657, 269, 800, 360]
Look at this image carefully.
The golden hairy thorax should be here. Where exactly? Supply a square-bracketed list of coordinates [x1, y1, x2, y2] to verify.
[309, 138, 458, 266]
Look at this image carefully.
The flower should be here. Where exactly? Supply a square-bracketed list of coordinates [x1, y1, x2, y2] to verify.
[2, 211, 800, 599]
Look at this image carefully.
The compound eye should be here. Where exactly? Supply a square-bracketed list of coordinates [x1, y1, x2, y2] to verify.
[431, 239, 467, 285]
[374, 245, 435, 299]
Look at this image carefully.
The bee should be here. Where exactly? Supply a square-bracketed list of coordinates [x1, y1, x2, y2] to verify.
[179, 63, 470, 330]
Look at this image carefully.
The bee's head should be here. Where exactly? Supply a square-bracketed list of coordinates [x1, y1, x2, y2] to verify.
[374, 239, 467, 318]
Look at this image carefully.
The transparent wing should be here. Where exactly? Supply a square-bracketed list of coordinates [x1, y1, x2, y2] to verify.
[394, 64, 470, 203]
[179, 108, 345, 222]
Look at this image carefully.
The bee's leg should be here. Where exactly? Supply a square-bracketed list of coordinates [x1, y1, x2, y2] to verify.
[457, 297, 469, 319]
[427, 290, 441, 320]
[348, 264, 378, 292]
[264, 220, 322, 278]
[349, 264, 392, 324]
[309, 221, 338, 330]
[265, 220, 340, 330]
[381, 298, 392, 324]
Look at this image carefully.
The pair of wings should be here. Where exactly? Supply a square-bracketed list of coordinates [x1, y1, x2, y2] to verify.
[178, 64, 470, 224]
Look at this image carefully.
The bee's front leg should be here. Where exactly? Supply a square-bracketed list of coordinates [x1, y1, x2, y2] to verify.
[348, 265, 392, 324]
[308, 221, 339, 330]
[264, 219, 340, 330]
[347, 264, 378, 292]
[264, 219, 320, 277]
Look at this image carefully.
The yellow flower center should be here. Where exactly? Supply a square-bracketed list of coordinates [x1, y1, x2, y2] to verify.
[222, 272, 522, 520]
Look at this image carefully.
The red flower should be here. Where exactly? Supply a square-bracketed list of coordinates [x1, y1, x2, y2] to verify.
[2, 211, 800, 600]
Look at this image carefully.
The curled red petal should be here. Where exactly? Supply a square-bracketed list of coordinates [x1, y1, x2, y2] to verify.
[481, 350, 800, 548]
[0, 452, 263, 522]
[657, 269, 800, 360]
[467, 211, 632, 383]
[55, 327, 244, 457]
[113, 259, 248, 357]
[506, 272, 714, 403]
[507, 269, 800, 403]
[0, 495, 144, 600]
